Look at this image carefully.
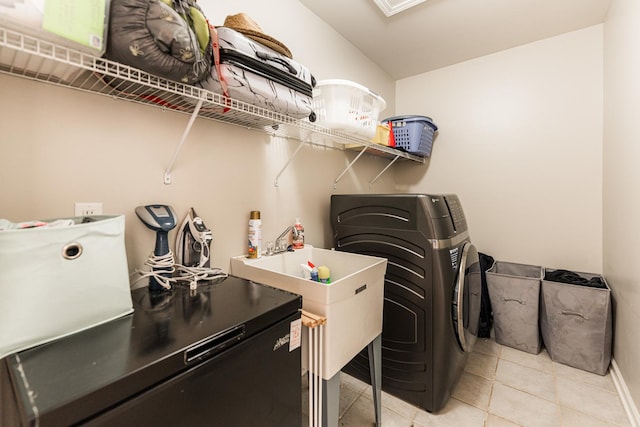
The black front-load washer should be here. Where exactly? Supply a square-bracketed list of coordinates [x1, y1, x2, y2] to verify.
[331, 193, 481, 413]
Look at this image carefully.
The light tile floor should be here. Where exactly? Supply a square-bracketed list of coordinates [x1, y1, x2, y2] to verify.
[309, 336, 630, 427]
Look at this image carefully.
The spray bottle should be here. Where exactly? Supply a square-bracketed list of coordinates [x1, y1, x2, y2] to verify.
[248, 211, 262, 258]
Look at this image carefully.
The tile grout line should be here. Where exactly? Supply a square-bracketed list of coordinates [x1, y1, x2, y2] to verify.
[488, 347, 525, 427]
[338, 338, 632, 427]
[552, 356, 564, 426]
[554, 360, 634, 426]
[338, 379, 368, 422]
[482, 339, 498, 426]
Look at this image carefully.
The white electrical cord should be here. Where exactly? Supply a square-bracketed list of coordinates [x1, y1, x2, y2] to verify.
[132, 251, 176, 290]
[174, 264, 228, 291]
[132, 250, 227, 291]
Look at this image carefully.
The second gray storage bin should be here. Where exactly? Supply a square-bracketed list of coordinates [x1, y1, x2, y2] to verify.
[486, 261, 543, 354]
[540, 269, 612, 375]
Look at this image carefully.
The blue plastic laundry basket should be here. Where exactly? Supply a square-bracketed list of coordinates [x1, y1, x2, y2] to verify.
[383, 115, 438, 157]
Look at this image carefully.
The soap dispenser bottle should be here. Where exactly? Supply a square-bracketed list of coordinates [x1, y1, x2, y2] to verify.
[292, 218, 304, 249]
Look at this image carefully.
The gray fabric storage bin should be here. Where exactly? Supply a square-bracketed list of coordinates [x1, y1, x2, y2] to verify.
[540, 270, 612, 375]
[486, 261, 543, 354]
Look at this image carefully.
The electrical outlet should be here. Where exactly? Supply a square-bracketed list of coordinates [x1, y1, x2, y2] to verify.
[75, 202, 103, 217]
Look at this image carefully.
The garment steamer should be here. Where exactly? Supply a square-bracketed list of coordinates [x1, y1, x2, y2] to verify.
[135, 205, 178, 292]
[176, 207, 213, 268]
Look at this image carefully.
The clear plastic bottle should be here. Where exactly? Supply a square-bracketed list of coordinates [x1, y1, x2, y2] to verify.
[248, 211, 262, 258]
[292, 217, 304, 249]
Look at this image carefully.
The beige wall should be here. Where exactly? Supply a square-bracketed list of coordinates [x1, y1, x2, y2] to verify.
[0, 0, 397, 277]
[3, 0, 638, 412]
[603, 0, 640, 410]
[395, 26, 604, 273]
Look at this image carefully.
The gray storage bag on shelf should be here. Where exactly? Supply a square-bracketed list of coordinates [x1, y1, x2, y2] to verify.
[540, 269, 612, 375]
[486, 261, 543, 354]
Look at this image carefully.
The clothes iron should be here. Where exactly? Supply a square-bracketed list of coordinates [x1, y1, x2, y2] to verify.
[175, 208, 213, 268]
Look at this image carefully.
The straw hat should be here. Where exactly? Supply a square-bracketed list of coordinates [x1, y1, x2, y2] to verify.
[224, 13, 293, 59]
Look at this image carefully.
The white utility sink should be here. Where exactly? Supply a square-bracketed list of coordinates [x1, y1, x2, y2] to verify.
[230, 245, 387, 379]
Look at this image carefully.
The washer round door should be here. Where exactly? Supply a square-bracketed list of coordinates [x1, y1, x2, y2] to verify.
[452, 242, 482, 352]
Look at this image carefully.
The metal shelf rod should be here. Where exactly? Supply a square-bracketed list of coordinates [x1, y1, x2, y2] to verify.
[369, 154, 401, 186]
[334, 146, 369, 188]
[163, 98, 204, 185]
[274, 139, 307, 187]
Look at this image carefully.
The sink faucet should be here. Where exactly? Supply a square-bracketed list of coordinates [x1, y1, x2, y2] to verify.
[267, 226, 294, 255]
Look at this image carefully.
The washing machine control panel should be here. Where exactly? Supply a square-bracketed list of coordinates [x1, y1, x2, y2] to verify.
[444, 196, 467, 232]
[425, 196, 450, 218]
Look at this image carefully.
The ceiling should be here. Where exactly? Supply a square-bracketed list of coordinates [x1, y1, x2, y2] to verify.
[298, 0, 612, 80]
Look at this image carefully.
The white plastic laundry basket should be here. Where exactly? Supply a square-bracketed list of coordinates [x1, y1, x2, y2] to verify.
[312, 79, 386, 139]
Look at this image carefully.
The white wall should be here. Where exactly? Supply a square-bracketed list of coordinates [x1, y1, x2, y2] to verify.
[603, 0, 640, 410]
[395, 26, 604, 273]
[0, 0, 397, 277]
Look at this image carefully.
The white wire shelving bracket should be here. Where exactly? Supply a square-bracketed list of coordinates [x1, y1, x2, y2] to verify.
[163, 98, 203, 185]
[274, 139, 306, 187]
[334, 145, 370, 189]
[369, 153, 401, 186]
[0, 26, 426, 185]
[332, 144, 406, 188]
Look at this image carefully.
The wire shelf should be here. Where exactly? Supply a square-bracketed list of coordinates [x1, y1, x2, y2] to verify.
[0, 25, 425, 170]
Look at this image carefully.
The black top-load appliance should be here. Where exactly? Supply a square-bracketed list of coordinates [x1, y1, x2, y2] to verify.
[1, 276, 302, 426]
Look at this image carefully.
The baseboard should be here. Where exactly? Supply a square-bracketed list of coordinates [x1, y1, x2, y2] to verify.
[611, 358, 640, 427]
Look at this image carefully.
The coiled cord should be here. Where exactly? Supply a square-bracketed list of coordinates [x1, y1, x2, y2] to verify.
[175, 264, 228, 290]
[133, 251, 227, 291]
